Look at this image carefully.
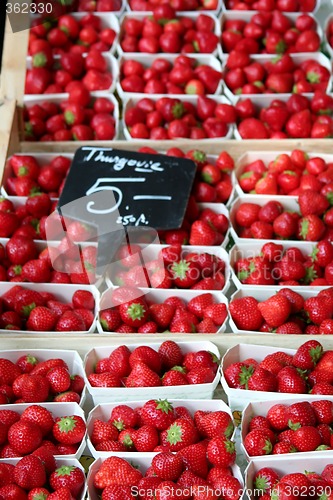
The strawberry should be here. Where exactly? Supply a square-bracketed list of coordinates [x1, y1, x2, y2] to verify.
[16, 354, 38, 374]
[158, 341, 183, 369]
[189, 220, 217, 246]
[28, 487, 51, 500]
[0, 212, 19, 237]
[161, 418, 198, 451]
[133, 424, 159, 452]
[53, 392, 80, 403]
[249, 416, 271, 432]
[72, 289, 95, 310]
[277, 367, 307, 394]
[207, 437, 236, 467]
[126, 362, 161, 387]
[26, 306, 57, 331]
[56, 311, 86, 331]
[298, 214, 326, 241]
[152, 452, 183, 481]
[21, 405, 54, 436]
[244, 429, 273, 457]
[49, 465, 85, 497]
[0, 359, 21, 385]
[141, 399, 176, 431]
[285, 401, 316, 429]
[187, 293, 214, 319]
[93, 456, 143, 489]
[170, 260, 201, 288]
[53, 415, 85, 444]
[254, 467, 280, 495]
[247, 367, 278, 392]
[187, 367, 215, 384]
[88, 373, 122, 388]
[149, 304, 174, 329]
[6, 237, 37, 265]
[0, 409, 20, 427]
[177, 442, 209, 479]
[46, 366, 71, 393]
[311, 400, 333, 425]
[21, 260, 51, 283]
[108, 345, 131, 378]
[119, 297, 149, 328]
[129, 346, 162, 374]
[258, 295, 291, 328]
[224, 361, 256, 389]
[14, 455, 46, 490]
[291, 426, 322, 452]
[99, 308, 121, 332]
[14, 289, 45, 317]
[91, 419, 118, 445]
[110, 405, 138, 430]
[299, 190, 329, 217]
[229, 296, 263, 331]
[162, 370, 188, 386]
[95, 440, 126, 452]
[0, 483, 28, 499]
[8, 420, 43, 454]
[304, 298, 332, 325]
[201, 411, 234, 439]
[267, 404, 288, 431]
[47, 487, 75, 500]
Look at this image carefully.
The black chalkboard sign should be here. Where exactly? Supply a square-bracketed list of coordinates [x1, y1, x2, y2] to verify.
[57, 147, 197, 269]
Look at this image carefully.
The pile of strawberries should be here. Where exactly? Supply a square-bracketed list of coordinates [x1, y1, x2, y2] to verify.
[235, 92, 333, 139]
[29, 13, 117, 56]
[0, 286, 95, 331]
[224, 0, 316, 11]
[119, 55, 222, 96]
[230, 287, 333, 334]
[88, 341, 219, 387]
[233, 241, 333, 287]
[23, 85, 116, 141]
[25, 49, 114, 95]
[110, 245, 227, 291]
[224, 53, 330, 95]
[244, 399, 333, 457]
[233, 193, 333, 242]
[124, 96, 233, 140]
[236, 150, 333, 196]
[89, 399, 234, 452]
[0, 236, 97, 285]
[128, 0, 219, 11]
[5, 154, 71, 198]
[137, 146, 234, 204]
[100, 286, 227, 333]
[221, 11, 320, 54]
[224, 339, 333, 394]
[0, 456, 85, 499]
[92, 453, 242, 499]
[0, 406, 86, 458]
[252, 464, 333, 499]
[120, 9, 218, 54]
[0, 354, 84, 404]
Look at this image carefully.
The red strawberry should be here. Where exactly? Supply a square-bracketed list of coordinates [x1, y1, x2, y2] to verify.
[8, 420, 43, 454]
[229, 297, 263, 331]
[160, 418, 198, 451]
[129, 346, 162, 374]
[14, 289, 45, 317]
[162, 370, 188, 386]
[187, 367, 215, 384]
[187, 293, 214, 318]
[311, 400, 333, 425]
[90, 419, 118, 445]
[189, 220, 217, 246]
[254, 467, 280, 495]
[26, 306, 57, 331]
[0, 483, 29, 499]
[53, 415, 85, 444]
[49, 465, 85, 497]
[108, 345, 131, 378]
[267, 404, 288, 431]
[99, 308, 121, 332]
[285, 402, 316, 429]
[21, 405, 54, 436]
[141, 399, 176, 431]
[47, 487, 75, 500]
[110, 405, 138, 430]
[95, 440, 126, 452]
[46, 366, 71, 393]
[299, 190, 329, 217]
[93, 456, 143, 489]
[0, 359, 21, 385]
[72, 289, 95, 310]
[16, 354, 38, 374]
[56, 311, 86, 331]
[247, 367, 277, 392]
[149, 304, 174, 329]
[244, 429, 273, 456]
[206, 437, 236, 467]
[258, 295, 291, 328]
[203, 303, 228, 326]
[14, 455, 46, 490]
[21, 375, 50, 403]
[132, 425, 159, 452]
[158, 341, 184, 369]
[53, 392, 80, 403]
[152, 452, 183, 481]
[291, 426, 322, 452]
[171, 260, 201, 288]
[277, 367, 307, 394]
[126, 362, 161, 387]
[119, 297, 149, 328]
[201, 411, 234, 439]
[88, 373, 122, 388]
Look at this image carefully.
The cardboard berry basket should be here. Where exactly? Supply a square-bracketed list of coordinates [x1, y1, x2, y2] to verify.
[229, 240, 323, 291]
[22, 92, 120, 142]
[4, 457, 87, 500]
[87, 455, 244, 500]
[26, 53, 120, 96]
[218, 10, 321, 56]
[241, 396, 333, 462]
[104, 242, 231, 294]
[0, 348, 86, 407]
[221, 53, 332, 103]
[219, 343, 327, 411]
[117, 12, 221, 58]
[126, 0, 223, 17]
[116, 53, 224, 99]
[245, 454, 333, 500]
[0, 283, 100, 334]
[229, 194, 300, 245]
[84, 341, 221, 404]
[122, 95, 234, 141]
[97, 287, 229, 334]
[232, 150, 333, 198]
[87, 398, 234, 458]
[228, 288, 329, 335]
[0, 402, 86, 460]
[1, 152, 74, 198]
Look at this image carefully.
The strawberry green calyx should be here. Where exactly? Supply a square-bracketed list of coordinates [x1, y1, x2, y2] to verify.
[225, 439, 236, 454]
[55, 465, 76, 477]
[170, 366, 187, 374]
[30, 493, 49, 500]
[64, 110, 76, 126]
[288, 419, 301, 431]
[304, 265, 318, 284]
[202, 171, 213, 183]
[12, 265, 22, 276]
[240, 171, 254, 180]
[208, 351, 219, 365]
[26, 354, 38, 366]
[308, 345, 323, 365]
[316, 445, 330, 451]
[172, 102, 184, 119]
[113, 419, 126, 431]
[327, 192, 333, 205]
[191, 150, 206, 164]
[239, 365, 254, 390]
[275, 40, 287, 54]
[126, 303, 146, 321]
[32, 52, 48, 67]
[166, 423, 184, 445]
[307, 71, 320, 84]
[122, 432, 134, 448]
[254, 476, 270, 493]
[171, 260, 191, 280]
[56, 416, 79, 434]
[224, 420, 234, 438]
[22, 302, 37, 317]
[155, 399, 174, 414]
[300, 219, 309, 239]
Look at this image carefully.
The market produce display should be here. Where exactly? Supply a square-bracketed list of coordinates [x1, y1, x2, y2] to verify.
[2, 0, 333, 497]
